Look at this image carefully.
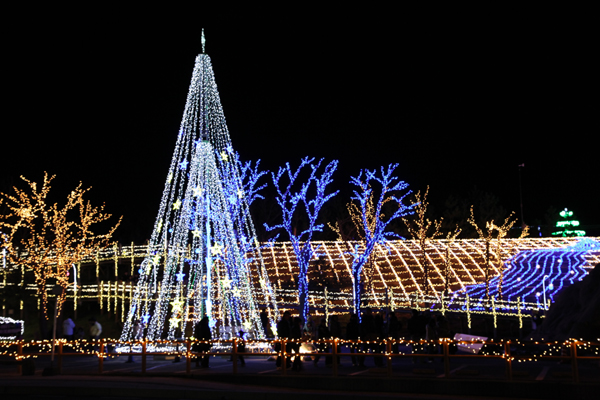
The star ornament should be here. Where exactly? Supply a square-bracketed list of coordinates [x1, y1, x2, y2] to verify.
[192, 187, 204, 197]
[210, 243, 223, 256]
[176, 272, 185, 282]
[171, 299, 184, 312]
[220, 277, 232, 288]
[173, 199, 182, 210]
[179, 159, 189, 170]
[221, 151, 229, 162]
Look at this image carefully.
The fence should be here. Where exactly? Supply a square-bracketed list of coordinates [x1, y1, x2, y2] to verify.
[1, 337, 598, 383]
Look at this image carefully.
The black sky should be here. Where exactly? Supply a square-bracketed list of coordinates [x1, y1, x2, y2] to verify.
[2, 10, 598, 242]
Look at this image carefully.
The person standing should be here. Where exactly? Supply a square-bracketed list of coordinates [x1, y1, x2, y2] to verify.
[276, 311, 292, 369]
[359, 308, 377, 367]
[132, 320, 143, 340]
[425, 312, 438, 363]
[63, 316, 76, 340]
[329, 315, 341, 365]
[236, 330, 246, 366]
[194, 316, 212, 368]
[407, 310, 426, 363]
[89, 317, 102, 340]
[388, 311, 401, 354]
[291, 317, 303, 371]
[260, 309, 273, 338]
[314, 318, 331, 366]
[345, 313, 360, 367]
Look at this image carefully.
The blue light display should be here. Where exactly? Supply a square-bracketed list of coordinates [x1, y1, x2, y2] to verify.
[348, 164, 414, 320]
[450, 238, 599, 310]
[265, 157, 338, 323]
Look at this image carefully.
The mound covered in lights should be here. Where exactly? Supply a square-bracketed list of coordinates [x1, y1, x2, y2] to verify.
[539, 261, 600, 341]
[448, 238, 600, 309]
[255, 237, 600, 313]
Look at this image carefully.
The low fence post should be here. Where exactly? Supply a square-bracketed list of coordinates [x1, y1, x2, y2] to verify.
[17, 342, 23, 375]
[232, 339, 238, 375]
[443, 339, 450, 378]
[186, 339, 191, 374]
[386, 338, 392, 377]
[141, 341, 147, 375]
[504, 340, 512, 380]
[57, 341, 63, 374]
[98, 340, 104, 374]
[332, 339, 338, 377]
[281, 339, 287, 376]
[570, 340, 579, 383]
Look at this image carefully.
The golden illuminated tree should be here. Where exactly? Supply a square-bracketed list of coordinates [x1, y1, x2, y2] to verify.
[442, 227, 461, 296]
[467, 205, 525, 300]
[403, 186, 443, 295]
[0, 173, 121, 319]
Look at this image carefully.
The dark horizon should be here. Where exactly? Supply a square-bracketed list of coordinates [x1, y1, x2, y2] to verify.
[3, 14, 598, 243]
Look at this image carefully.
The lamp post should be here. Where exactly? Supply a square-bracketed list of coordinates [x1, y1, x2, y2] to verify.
[542, 275, 548, 309]
[542, 275, 554, 312]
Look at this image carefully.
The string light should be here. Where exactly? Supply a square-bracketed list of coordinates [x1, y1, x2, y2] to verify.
[449, 238, 599, 310]
[1, 234, 597, 324]
[0, 316, 24, 339]
[348, 164, 414, 320]
[120, 51, 278, 343]
[403, 186, 443, 296]
[0, 173, 121, 319]
[264, 157, 339, 323]
[467, 206, 518, 301]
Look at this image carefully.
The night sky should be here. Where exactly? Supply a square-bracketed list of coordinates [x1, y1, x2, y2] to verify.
[3, 12, 598, 242]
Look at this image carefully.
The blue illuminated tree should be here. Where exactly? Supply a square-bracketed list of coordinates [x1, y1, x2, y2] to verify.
[348, 164, 414, 319]
[265, 157, 338, 323]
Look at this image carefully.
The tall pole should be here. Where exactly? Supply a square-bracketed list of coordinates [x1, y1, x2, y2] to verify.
[518, 164, 525, 230]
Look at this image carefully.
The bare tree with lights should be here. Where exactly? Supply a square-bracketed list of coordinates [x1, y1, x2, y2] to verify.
[441, 227, 461, 298]
[348, 164, 414, 320]
[403, 186, 443, 296]
[467, 206, 525, 300]
[0, 173, 121, 320]
[265, 157, 338, 323]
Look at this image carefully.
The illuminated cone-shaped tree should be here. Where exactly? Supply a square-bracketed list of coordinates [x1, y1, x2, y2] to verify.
[120, 49, 278, 341]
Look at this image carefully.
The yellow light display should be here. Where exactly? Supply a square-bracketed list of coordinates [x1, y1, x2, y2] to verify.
[403, 186, 443, 297]
[0, 173, 121, 319]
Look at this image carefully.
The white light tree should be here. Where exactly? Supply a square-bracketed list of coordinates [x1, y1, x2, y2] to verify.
[348, 164, 414, 320]
[265, 157, 338, 323]
[121, 45, 278, 341]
